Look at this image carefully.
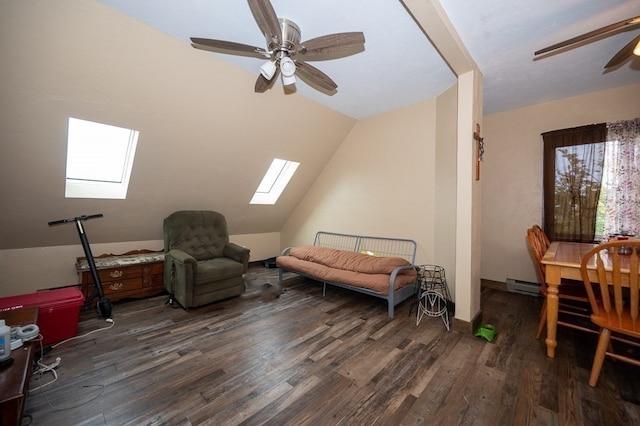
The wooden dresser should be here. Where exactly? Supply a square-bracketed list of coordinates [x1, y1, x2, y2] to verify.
[76, 250, 165, 304]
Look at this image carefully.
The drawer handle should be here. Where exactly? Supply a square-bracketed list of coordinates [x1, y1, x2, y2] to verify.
[109, 282, 124, 291]
[110, 270, 124, 278]
[144, 266, 151, 274]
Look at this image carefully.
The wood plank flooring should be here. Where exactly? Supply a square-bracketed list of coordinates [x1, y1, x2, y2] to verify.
[24, 266, 640, 425]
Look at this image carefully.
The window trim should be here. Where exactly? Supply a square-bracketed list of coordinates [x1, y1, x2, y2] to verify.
[65, 117, 139, 199]
[250, 158, 299, 205]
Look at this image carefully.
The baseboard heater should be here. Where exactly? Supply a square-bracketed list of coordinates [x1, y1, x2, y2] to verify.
[506, 278, 540, 297]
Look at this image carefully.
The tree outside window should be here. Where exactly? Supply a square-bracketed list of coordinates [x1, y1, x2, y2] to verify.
[542, 118, 640, 242]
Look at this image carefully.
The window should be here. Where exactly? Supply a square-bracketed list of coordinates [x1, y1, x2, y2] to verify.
[250, 158, 299, 205]
[65, 117, 139, 199]
[542, 118, 640, 242]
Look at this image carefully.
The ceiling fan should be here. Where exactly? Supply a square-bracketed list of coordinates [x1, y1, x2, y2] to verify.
[535, 15, 640, 69]
[190, 0, 365, 95]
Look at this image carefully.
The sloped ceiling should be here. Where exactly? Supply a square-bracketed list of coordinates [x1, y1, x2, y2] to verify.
[98, 0, 457, 119]
[98, 0, 640, 117]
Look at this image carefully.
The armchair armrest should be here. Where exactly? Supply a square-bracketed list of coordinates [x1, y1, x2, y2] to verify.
[167, 249, 197, 266]
[164, 249, 199, 307]
[224, 243, 251, 270]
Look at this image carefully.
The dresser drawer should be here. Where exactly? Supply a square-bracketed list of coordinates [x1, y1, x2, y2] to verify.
[142, 262, 163, 288]
[97, 265, 142, 282]
[102, 278, 142, 295]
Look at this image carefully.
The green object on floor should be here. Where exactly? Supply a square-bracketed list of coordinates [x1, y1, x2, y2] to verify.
[474, 324, 497, 342]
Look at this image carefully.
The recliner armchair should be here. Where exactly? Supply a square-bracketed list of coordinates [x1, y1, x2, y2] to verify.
[163, 210, 250, 309]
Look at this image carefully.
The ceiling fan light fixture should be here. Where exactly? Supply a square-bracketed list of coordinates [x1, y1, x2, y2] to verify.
[190, 0, 365, 94]
[280, 56, 296, 86]
[281, 74, 296, 86]
[260, 60, 277, 80]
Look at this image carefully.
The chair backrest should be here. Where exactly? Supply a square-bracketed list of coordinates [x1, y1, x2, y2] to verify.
[580, 240, 640, 334]
[532, 224, 550, 249]
[527, 225, 550, 293]
[163, 210, 230, 260]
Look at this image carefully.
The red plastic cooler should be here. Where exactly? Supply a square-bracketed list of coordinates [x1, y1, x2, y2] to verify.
[0, 287, 84, 346]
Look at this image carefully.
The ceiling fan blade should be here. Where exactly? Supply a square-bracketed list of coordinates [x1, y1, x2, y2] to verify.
[605, 33, 640, 69]
[298, 32, 366, 60]
[255, 68, 280, 93]
[248, 0, 281, 45]
[535, 15, 640, 56]
[295, 61, 338, 94]
[191, 38, 269, 59]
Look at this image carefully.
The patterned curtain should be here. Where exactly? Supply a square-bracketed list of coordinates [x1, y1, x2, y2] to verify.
[602, 118, 640, 236]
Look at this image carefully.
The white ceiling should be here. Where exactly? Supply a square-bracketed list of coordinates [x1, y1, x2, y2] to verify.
[99, 0, 640, 119]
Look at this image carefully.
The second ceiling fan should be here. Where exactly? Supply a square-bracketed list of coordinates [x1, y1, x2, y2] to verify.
[535, 15, 640, 69]
[191, 0, 365, 95]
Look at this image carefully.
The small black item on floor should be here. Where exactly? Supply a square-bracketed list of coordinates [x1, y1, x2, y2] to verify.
[262, 257, 278, 268]
[165, 262, 179, 308]
[0, 357, 14, 368]
[165, 293, 181, 309]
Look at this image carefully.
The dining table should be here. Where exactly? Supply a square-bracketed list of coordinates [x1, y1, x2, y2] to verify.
[540, 240, 637, 358]
[540, 241, 597, 358]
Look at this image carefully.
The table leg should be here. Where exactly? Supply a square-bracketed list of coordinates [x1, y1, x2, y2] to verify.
[545, 266, 561, 358]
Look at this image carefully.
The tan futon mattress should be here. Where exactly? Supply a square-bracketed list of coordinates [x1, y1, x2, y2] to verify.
[276, 246, 417, 294]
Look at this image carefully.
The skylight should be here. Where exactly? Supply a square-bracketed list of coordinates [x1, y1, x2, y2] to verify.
[65, 117, 139, 199]
[250, 158, 299, 205]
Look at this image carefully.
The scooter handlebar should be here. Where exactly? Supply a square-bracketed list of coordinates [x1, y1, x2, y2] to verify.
[48, 213, 104, 226]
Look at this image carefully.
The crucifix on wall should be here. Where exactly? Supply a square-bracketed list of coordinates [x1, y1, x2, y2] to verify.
[474, 123, 484, 181]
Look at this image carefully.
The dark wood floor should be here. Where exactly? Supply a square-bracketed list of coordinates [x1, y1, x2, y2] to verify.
[24, 266, 640, 425]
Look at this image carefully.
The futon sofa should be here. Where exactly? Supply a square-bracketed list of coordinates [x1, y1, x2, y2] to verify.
[276, 232, 418, 318]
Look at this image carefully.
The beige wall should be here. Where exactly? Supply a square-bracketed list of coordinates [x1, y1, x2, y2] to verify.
[482, 83, 640, 285]
[434, 84, 458, 298]
[281, 99, 438, 261]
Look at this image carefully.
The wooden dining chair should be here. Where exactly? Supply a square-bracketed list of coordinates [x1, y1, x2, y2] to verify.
[580, 240, 640, 387]
[531, 224, 550, 249]
[526, 225, 595, 339]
